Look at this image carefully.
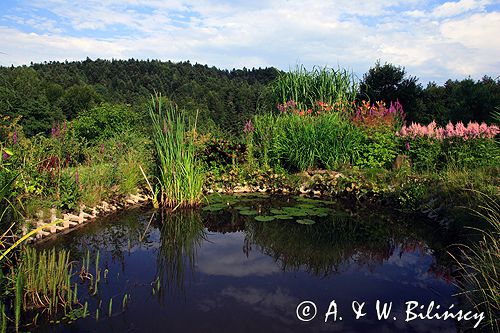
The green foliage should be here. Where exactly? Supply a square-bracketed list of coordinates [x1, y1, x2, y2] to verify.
[357, 130, 399, 169]
[57, 171, 80, 211]
[60, 84, 101, 120]
[252, 112, 364, 171]
[449, 194, 499, 332]
[0, 67, 63, 136]
[72, 103, 138, 143]
[271, 65, 358, 111]
[148, 94, 204, 208]
[197, 137, 246, 169]
[406, 138, 442, 172]
[442, 138, 499, 170]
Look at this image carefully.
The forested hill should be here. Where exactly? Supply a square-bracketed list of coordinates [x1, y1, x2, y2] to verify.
[1, 58, 499, 139]
[0, 58, 279, 136]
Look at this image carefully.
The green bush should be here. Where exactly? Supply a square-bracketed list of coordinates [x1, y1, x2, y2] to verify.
[442, 138, 499, 169]
[407, 138, 442, 172]
[356, 130, 399, 169]
[72, 103, 138, 143]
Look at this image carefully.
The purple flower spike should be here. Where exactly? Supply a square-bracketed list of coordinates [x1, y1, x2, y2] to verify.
[243, 119, 254, 133]
[2, 151, 9, 160]
[75, 171, 79, 183]
[13, 130, 17, 145]
[405, 142, 410, 150]
[100, 143, 105, 155]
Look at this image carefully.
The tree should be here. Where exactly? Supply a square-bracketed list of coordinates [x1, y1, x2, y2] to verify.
[360, 61, 424, 122]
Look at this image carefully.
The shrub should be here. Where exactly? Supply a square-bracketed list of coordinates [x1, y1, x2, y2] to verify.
[72, 103, 138, 143]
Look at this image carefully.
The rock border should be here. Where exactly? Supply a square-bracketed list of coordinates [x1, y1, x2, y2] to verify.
[26, 190, 149, 243]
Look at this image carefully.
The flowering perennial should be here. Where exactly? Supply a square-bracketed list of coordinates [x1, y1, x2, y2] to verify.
[397, 121, 499, 140]
[352, 100, 405, 129]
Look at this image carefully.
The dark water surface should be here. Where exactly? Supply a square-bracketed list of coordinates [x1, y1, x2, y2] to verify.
[36, 195, 462, 333]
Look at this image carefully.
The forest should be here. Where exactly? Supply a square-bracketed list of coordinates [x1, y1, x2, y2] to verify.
[1, 58, 499, 139]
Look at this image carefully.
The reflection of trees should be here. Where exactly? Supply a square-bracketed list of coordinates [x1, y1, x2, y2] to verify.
[37, 208, 157, 270]
[156, 210, 205, 300]
[245, 211, 452, 278]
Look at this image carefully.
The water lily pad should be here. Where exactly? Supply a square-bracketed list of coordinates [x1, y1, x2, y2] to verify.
[296, 197, 318, 203]
[282, 207, 309, 217]
[270, 208, 286, 215]
[233, 205, 251, 211]
[296, 203, 316, 209]
[273, 215, 294, 220]
[202, 203, 227, 212]
[296, 218, 316, 225]
[239, 210, 258, 216]
[254, 215, 275, 222]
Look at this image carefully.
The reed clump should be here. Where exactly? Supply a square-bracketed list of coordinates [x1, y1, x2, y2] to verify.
[14, 248, 78, 316]
[271, 65, 358, 112]
[450, 194, 499, 332]
[148, 93, 204, 209]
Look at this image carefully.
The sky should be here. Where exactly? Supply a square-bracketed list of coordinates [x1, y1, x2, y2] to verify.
[0, 0, 499, 84]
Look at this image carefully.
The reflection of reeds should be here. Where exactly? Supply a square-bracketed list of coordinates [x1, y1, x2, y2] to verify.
[156, 211, 205, 299]
[148, 94, 204, 209]
[449, 194, 499, 332]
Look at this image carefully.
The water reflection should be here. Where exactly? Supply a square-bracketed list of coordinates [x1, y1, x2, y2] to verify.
[156, 210, 206, 298]
[35, 198, 460, 332]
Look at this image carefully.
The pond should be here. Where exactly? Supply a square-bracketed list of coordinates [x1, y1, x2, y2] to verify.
[35, 194, 466, 332]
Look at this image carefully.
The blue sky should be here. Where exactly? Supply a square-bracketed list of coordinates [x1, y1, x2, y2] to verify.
[0, 0, 499, 84]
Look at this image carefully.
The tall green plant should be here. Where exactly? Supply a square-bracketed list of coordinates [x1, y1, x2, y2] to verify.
[148, 94, 204, 209]
[271, 65, 358, 111]
[449, 194, 499, 332]
[252, 112, 364, 171]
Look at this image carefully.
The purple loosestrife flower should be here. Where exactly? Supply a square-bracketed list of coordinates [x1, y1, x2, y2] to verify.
[2, 151, 9, 160]
[75, 171, 79, 183]
[100, 143, 105, 155]
[243, 119, 254, 134]
[13, 130, 17, 145]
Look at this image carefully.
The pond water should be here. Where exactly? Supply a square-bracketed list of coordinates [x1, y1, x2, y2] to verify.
[36, 194, 464, 332]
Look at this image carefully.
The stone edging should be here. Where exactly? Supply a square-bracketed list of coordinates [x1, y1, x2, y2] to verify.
[25, 191, 150, 243]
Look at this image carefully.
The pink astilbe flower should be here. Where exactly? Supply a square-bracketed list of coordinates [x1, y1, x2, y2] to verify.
[455, 122, 467, 138]
[398, 120, 499, 140]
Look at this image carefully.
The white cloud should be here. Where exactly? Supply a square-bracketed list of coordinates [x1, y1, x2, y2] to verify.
[0, 0, 498, 83]
[431, 0, 492, 18]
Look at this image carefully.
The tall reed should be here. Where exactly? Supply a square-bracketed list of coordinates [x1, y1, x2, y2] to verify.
[449, 193, 499, 332]
[14, 248, 75, 315]
[271, 65, 358, 111]
[148, 94, 204, 209]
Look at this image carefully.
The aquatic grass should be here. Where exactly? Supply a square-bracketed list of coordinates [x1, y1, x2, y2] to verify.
[148, 93, 204, 209]
[15, 248, 74, 315]
[449, 193, 499, 332]
[252, 112, 365, 171]
[271, 65, 358, 112]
